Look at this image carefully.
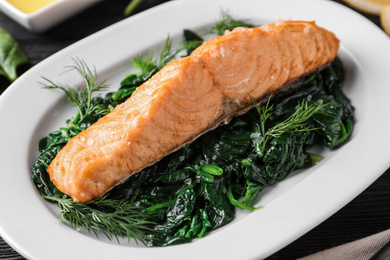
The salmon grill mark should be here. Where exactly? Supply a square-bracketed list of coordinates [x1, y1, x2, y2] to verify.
[47, 20, 340, 202]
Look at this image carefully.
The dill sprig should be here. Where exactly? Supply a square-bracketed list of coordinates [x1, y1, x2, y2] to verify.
[208, 11, 256, 35]
[252, 96, 327, 153]
[132, 36, 182, 75]
[44, 195, 155, 245]
[41, 58, 109, 119]
[130, 12, 255, 77]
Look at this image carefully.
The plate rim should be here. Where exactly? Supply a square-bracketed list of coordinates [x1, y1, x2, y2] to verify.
[1, 0, 390, 259]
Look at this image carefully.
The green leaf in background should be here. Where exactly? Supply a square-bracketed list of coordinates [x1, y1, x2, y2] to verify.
[0, 28, 28, 82]
[124, 0, 144, 17]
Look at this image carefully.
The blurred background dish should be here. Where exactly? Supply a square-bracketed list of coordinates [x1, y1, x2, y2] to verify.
[0, 0, 101, 32]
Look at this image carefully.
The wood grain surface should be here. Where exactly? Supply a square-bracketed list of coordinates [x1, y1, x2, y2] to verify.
[0, 0, 389, 259]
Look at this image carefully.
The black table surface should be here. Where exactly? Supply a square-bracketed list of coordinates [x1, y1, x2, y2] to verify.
[0, 0, 389, 259]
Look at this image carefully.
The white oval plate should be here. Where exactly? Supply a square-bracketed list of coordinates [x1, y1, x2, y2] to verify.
[1, 0, 390, 259]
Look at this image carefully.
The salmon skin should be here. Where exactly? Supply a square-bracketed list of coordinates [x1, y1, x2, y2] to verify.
[48, 20, 340, 202]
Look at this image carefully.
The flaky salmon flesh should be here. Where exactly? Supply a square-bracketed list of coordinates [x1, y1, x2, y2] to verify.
[48, 20, 340, 202]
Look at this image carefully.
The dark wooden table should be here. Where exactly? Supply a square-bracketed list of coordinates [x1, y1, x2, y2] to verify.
[1, 0, 389, 259]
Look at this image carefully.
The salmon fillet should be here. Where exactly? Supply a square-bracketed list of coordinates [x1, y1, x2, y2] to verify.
[48, 20, 340, 202]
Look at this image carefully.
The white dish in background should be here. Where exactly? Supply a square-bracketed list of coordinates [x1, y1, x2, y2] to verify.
[0, 0, 101, 32]
[1, 0, 390, 259]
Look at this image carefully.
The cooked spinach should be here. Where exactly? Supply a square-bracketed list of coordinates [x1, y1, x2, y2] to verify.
[31, 14, 354, 246]
[0, 28, 28, 83]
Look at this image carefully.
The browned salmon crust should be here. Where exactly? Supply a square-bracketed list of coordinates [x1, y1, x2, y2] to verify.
[48, 20, 340, 202]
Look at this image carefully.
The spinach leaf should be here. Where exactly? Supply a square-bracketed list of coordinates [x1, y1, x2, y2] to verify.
[182, 29, 204, 55]
[0, 28, 28, 82]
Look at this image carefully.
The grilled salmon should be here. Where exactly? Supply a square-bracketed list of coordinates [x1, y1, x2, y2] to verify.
[48, 20, 340, 202]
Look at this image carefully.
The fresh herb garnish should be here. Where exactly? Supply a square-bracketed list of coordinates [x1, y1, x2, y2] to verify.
[44, 195, 154, 244]
[119, 37, 182, 92]
[41, 58, 109, 119]
[132, 36, 178, 75]
[251, 96, 328, 157]
[208, 11, 256, 35]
